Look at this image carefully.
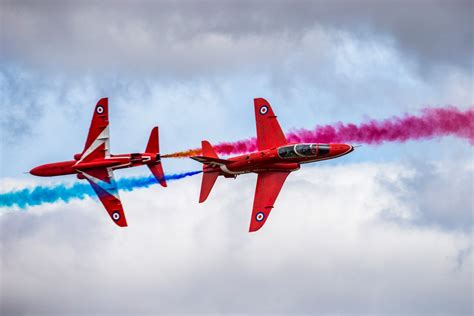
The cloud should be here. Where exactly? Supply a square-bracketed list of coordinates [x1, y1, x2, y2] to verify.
[388, 158, 474, 232]
[2, 2, 472, 167]
[1, 2, 472, 315]
[1, 161, 471, 315]
[1, 0, 472, 75]
[2, 43, 472, 175]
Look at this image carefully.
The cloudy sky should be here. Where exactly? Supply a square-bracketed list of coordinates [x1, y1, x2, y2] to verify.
[1, 1, 473, 315]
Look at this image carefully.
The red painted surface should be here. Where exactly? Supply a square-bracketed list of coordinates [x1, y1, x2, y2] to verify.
[30, 98, 167, 227]
[192, 98, 355, 232]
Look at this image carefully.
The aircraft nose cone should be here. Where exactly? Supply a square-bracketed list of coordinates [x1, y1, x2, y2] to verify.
[30, 166, 44, 176]
[29, 167, 39, 176]
[331, 144, 354, 156]
[330, 144, 353, 155]
[342, 144, 352, 152]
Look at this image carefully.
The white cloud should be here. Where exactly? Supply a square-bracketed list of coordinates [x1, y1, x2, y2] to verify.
[1, 161, 471, 315]
[1, 2, 472, 314]
[2, 39, 473, 178]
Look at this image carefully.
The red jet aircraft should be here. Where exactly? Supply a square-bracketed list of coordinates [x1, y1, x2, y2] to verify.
[30, 98, 167, 227]
[192, 98, 355, 232]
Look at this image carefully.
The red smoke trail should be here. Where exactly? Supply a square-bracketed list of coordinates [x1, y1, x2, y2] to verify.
[162, 106, 474, 158]
[287, 106, 474, 145]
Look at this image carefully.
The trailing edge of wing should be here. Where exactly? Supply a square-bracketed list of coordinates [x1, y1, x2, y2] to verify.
[249, 171, 290, 232]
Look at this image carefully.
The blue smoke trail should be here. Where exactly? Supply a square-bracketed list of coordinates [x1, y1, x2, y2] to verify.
[0, 170, 201, 209]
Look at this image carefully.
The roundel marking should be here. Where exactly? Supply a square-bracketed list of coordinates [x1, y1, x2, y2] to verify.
[96, 105, 104, 114]
[111, 211, 121, 221]
[259, 105, 268, 115]
[255, 212, 265, 222]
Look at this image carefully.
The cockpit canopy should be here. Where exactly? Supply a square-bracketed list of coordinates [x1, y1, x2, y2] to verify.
[278, 145, 299, 158]
[278, 144, 330, 159]
[295, 144, 317, 156]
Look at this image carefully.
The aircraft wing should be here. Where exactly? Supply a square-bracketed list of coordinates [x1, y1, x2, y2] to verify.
[77, 98, 110, 163]
[79, 168, 128, 227]
[254, 98, 287, 151]
[249, 171, 290, 232]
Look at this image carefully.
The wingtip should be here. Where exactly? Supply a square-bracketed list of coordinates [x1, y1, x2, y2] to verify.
[97, 97, 108, 106]
[113, 215, 128, 227]
[199, 192, 210, 203]
[116, 221, 128, 228]
[248, 226, 261, 233]
[249, 220, 264, 232]
[253, 97, 268, 103]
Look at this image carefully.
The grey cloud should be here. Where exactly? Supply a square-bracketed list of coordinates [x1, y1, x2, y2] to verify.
[2, 0, 473, 165]
[0, 162, 472, 315]
[1, 0, 472, 76]
[376, 154, 474, 233]
[2, 61, 473, 178]
[409, 163, 474, 232]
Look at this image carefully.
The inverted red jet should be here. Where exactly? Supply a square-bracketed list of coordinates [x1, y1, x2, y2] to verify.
[30, 98, 167, 227]
[192, 98, 355, 232]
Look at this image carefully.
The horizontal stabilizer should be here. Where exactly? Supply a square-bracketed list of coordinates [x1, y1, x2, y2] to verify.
[196, 140, 222, 203]
[148, 162, 167, 187]
[191, 156, 229, 166]
[199, 171, 219, 203]
[145, 127, 167, 187]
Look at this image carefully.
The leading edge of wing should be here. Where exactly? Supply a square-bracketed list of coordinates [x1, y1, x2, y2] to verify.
[249, 171, 290, 232]
[254, 98, 287, 151]
[79, 168, 128, 227]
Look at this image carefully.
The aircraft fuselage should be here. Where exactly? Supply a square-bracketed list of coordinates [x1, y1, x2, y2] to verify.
[30, 153, 160, 178]
[203, 143, 353, 176]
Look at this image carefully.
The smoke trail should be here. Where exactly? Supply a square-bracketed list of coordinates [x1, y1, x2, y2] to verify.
[163, 106, 474, 157]
[0, 170, 201, 209]
[287, 106, 474, 145]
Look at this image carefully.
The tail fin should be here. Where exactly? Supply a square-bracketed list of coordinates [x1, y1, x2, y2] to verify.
[194, 141, 221, 203]
[146, 126, 159, 153]
[145, 127, 167, 187]
[191, 140, 229, 165]
[202, 140, 218, 158]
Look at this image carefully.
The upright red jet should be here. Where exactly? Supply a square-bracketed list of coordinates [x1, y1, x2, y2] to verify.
[30, 98, 167, 227]
[192, 98, 355, 232]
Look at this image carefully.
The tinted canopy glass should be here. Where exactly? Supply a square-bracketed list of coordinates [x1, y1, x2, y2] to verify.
[278, 145, 298, 158]
[318, 144, 330, 155]
[295, 144, 318, 157]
